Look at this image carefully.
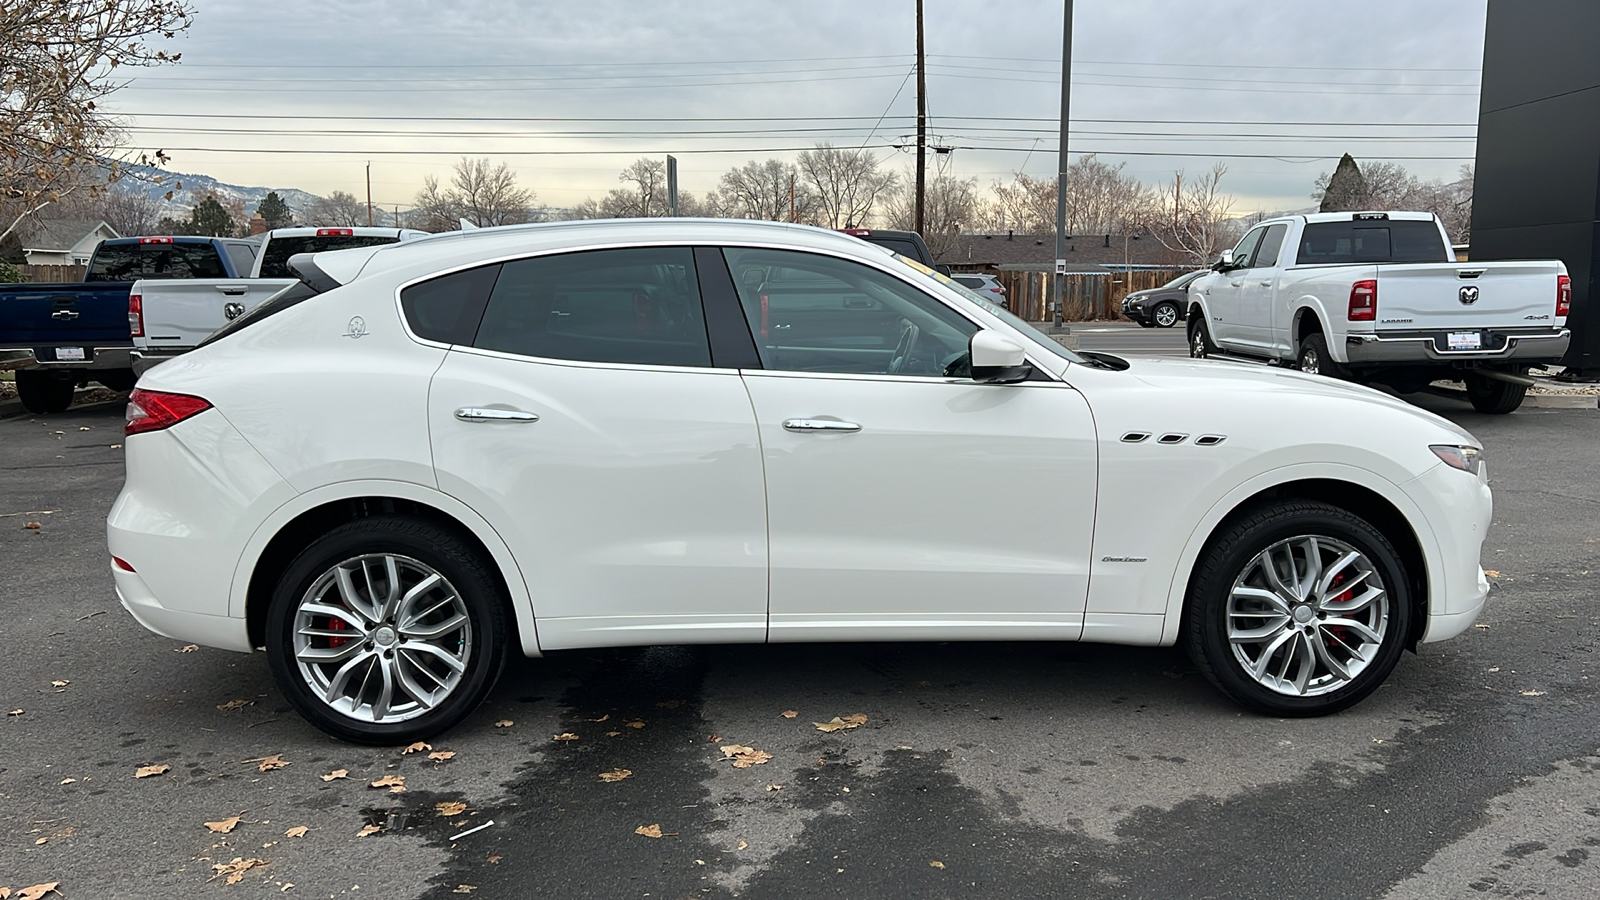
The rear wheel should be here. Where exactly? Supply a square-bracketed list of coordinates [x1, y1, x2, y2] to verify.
[1152, 301, 1180, 328]
[1296, 332, 1349, 380]
[1188, 315, 1216, 359]
[1185, 501, 1412, 716]
[15, 369, 75, 414]
[266, 516, 510, 744]
[1464, 370, 1528, 414]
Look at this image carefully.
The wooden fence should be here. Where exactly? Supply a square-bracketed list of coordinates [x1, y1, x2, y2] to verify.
[17, 264, 87, 283]
[988, 269, 1191, 322]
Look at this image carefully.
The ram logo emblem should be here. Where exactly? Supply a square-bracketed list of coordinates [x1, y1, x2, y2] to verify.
[1459, 286, 1480, 305]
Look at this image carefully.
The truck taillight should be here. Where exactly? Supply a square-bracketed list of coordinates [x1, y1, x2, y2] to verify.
[125, 389, 212, 436]
[1348, 279, 1377, 321]
[128, 293, 143, 337]
[139, 237, 174, 244]
[1557, 274, 1571, 317]
[316, 228, 354, 236]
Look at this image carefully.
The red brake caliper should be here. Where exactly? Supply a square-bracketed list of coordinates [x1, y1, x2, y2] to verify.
[1325, 571, 1353, 649]
[327, 616, 349, 649]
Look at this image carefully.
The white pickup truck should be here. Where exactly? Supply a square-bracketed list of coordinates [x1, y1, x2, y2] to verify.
[1186, 211, 1570, 413]
[130, 226, 428, 372]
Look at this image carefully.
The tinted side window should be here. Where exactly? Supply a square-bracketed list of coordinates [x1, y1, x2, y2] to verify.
[473, 247, 711, 367]
[400, 264, 501, 344]
[225, 243, 257, 275]
[1252, 224, 1289, 268]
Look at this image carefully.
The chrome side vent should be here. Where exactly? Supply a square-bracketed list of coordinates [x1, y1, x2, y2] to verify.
[1157, 433, 1189, 444]
[1120, 431, 1151, 443]
[1195, 434, 1227, 446]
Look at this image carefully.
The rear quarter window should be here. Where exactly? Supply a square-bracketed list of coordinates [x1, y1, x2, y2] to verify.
[399, 265, 502, 344]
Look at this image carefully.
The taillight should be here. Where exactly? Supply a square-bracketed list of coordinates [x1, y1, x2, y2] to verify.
[128, 293, 143, 338]
[1348, 279, 1377, 321]
[1557, 274, 1571, 317]
[316, 227, 353, 236]
[139, 237, 174, 244]
[125, 388, 212, 436]
[112, 556, 136, 572]
[990, 287, 1006, 295]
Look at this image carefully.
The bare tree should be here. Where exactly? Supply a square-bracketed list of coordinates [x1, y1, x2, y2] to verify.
[1312, 156, 1474, 243]
[1148, 164, 1237, 265]
[885, 173, 980, 259]
[450, 158, 534, 227]
[796, 143, 897, 228]
[717, 159, 811, 222]
[96, 185, 164, 236]
[986, 156, 1154, 235]
[410, 175, 458, 231]
[305, 191, 367, 227]
[1, 0, 194, 245]
[601, 159, 670, 217]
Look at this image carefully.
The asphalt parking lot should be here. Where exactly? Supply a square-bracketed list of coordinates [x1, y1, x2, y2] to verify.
[3, 346, 1598, 899]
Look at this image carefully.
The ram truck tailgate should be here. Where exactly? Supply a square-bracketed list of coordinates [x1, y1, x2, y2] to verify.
[1375, 262, 1566, 335]
[133, 277, 297, 354]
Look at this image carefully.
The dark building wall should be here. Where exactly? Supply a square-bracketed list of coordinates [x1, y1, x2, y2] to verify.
[1473, 0, 1600, 372]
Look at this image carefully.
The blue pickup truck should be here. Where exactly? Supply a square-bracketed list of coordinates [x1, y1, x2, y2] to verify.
[1, 235, 259, 413]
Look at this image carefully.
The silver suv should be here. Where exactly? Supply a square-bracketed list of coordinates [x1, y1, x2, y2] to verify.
[953, 273, 1009, 310]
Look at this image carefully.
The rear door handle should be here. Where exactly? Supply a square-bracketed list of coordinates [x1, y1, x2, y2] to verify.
[455, 407, 539, 423]
[783, 418, 861, 433]
[1258, 280, 1272, 287]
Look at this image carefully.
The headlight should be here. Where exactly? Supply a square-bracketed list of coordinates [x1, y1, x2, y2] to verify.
[1430, 444, 1483, 475]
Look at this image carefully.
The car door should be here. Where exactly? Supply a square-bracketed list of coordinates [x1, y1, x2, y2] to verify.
[720, 246, 1098, 642]
[1205, 226, 1266, 349]
[1232, 223, 1289, 354]
[425, 246, 769, 650]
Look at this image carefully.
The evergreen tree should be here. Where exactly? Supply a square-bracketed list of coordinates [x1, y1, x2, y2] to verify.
[256, 191, 293, 229]
[155, 215, 191, 236]
[1318, 154, 1369, 212]
[187, 195, 234, 237]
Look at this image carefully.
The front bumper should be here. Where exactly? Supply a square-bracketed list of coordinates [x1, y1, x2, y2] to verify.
[1401, 460, 1494, 643]
[0, 346, 134, 372]
[1345, 328, 1570, 366]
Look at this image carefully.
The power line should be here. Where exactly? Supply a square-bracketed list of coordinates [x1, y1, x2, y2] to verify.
[113, 112, 1479, 127]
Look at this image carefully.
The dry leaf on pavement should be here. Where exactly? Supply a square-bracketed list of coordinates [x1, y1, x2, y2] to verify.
[657, 699, 682, 709]
[634, 824, 664, 838]
[205, 816, 243, 834]
[135, 763, 170, 778]
[254, 755, 290, 772]
[435, 801, 468, 817]
[50, 680, 69, 687]
[177, 644, 199, 652]
[284, 826, 308, 838]
[1520, 689, 1547, 696]
[320, 769, 349, 782]
[452, 887, 476, 894]
[356, 824, 382, 837]
[814, 713, 869, 733]
[553, 732, 580, 742]
[12, 884, 62, 900]
[211, 858, 266, 885]
[779, 710, 798, 718]
[23, 522, 41, 530]
[1484, 569, 1501, 577]
[59, 778, 76, 785]
[217, 699, 254, 712]
[720, 745, 773, 768]
[401, 741, 432, 754]
[624, 720, 645, 729]
[930, 860, 946, 869]
[737, 840, 749, 850]
[493, 719, 513, 728]
[370, 774, 406, 793]
[765, 783, 783, 792]
[428, 750, 456, 762]
[7, 709, 21, 717]
[588, 714, 610, 722]
[599, 768, 633, 782]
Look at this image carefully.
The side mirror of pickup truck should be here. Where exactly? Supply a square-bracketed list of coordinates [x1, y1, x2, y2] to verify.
[1212, 249, 1235, 271]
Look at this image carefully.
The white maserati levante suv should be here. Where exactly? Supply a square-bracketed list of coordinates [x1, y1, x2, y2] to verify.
[108, 219, 1493, 743]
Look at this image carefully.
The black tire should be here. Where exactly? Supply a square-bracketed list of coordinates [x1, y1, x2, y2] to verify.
[1296, 332, 1349, 380]
[1464, 370, 1528, 414]
[15, 369, 76, 414]
[1136, 318, 1156, 328]
[1188, 314, 1217, 359]
[1152, 301, 1180, 329]
[266, 516, 510, 744]
[1184, 501, 1412, 717]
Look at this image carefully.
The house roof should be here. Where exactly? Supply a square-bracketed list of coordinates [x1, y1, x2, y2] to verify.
[17, 217, 118, 251]
[938, 232, 1188, 272]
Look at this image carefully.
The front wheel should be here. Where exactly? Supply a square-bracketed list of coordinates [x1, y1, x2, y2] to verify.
[1152, 301, 1180, 328]
[1464, 370, 1528, 414]
[1188, 315, 1216, 359]
[1184, 501, 1412, 716]
[266, 517, 510, 744]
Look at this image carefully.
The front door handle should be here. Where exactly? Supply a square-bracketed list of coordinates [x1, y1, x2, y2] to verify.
[455, 407, 539, 423]
[783, 418, 861, 433]
[1230, 279, 1244, 287]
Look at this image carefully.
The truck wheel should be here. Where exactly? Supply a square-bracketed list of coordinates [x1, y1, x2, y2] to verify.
[15, 369, 76, 414]
[1296, 333, 1348, 380]
[1152, 302, 1180, 328]
[1188, 316, 1217, 359]
[1464, 370, 1528, 414]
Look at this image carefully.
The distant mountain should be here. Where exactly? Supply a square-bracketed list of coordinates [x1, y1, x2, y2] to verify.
[118, 163, 324, 219]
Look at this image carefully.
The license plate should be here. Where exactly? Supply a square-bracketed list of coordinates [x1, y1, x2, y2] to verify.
[1446, 332, 1482, 351]
[55, 347, 86, 361]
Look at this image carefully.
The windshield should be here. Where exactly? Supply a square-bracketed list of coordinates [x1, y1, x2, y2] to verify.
[1161, 269, 1203, 290]
[884, 254, 1084, 366]
[258, 234, 400, 278]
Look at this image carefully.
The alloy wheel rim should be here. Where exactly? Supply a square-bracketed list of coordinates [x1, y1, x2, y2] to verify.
[1191, 330, 1206, 357]
[1225, 535, 1389, 697]
[293, 553, 472, 723]
[1301, 348, 1319, 374]
[1155, 305, 1177, 327]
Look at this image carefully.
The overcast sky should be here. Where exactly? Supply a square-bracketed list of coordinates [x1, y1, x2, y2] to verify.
[107, 0, 1488, 216]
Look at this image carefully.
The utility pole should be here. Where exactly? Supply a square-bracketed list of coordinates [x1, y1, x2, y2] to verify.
[365, 161, 374, 227]
[1052, 0, 1073, 332]
[915, 0, 926, 235]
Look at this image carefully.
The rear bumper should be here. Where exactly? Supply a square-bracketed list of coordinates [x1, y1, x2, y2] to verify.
[1344, 328, 1569, 365]
[0, 346, 134, 372]
[115, 564, 253, 652]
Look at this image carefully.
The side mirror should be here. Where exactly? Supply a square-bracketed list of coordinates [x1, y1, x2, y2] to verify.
[935, 264, 953, 276]
[1213, 249, 1235, 271]
[969, 330, 1032, 384]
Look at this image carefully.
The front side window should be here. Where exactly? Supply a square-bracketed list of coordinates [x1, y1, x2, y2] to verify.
[473, 246, 711, 368]
[1230, 227, 1267, 269]
[724, 247, 978, 376]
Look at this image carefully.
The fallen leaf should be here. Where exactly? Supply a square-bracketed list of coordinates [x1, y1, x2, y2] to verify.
[135, 763, 170, 778]
[7, 709, 21, 716]
[720, 744, 773, 768]
[598, 768, 633, 783]
[1474, 623, 1491, 630]
[635, 824, 664, 838]
[435, 801, 468, 817]
[605, 731, 621, 737]
[284, 826, 308, 838]
[34, 837, 47, 845]
[779, 710, 798, 719]
[814, 713, 869, 733]
[624, 720, 645, 729]
[217, 698, 255, 712]
[110, 443, 122, 449]
[493, 719, 514, 728]
[256, 754, 290, 772]
[50, 680, 69, 687]
[401, 741, 432, 754]
[205, 816, 243, 834]
[486, 855, 502, 864]
[1484, 569, 1501, 577]
[370, 774, 406, 793]
[13, 884, 61, 900]
[1488, 666, 1501, 673]
[553, 732, 580, 742]
[211, 858, 267, 885]
[320, 769, 348, 782]
[177, 644, 199, 652]
[707, 734, 721, 743]
[737, 840, 749, 850]
[59, 778, 76, 785]
[0, 888, 8, 899]
[1520, 689, 1547, 697]
[428, 751, 456, 762]
[356, 824, 382, 837]
[78, 426, 90, 431]
[587, 714, 610, 723]
[657, 699, 682, 709]
[23, 522, 41, 530]
[930, 860, 946, 869]
[765, 783, 783, 792]
[452, 887, 476, 894]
